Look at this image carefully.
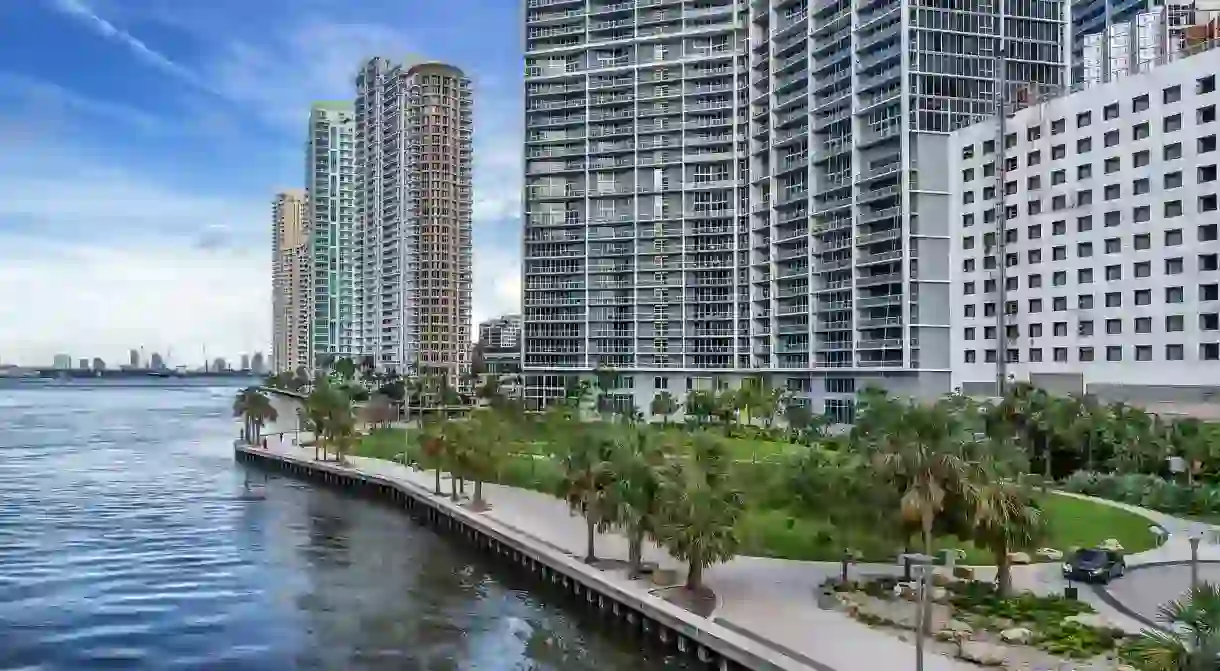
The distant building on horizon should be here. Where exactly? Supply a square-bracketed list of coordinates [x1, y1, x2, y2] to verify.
[272, 190, 311, 375]
[91, 357, 105, 372]
[240, 354, 251, 371]
[128, 349, 140, 369]
[150, 352, 165, 370]
[251, 352, 266, 374]
[478, 314, 521, 352]
[212, 357, 227, 373]
[53, 354, 72, 369]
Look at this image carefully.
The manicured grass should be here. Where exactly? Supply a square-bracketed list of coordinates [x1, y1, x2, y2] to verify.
[1037, 492, 1159, 555]
[353, 428, 415, 461]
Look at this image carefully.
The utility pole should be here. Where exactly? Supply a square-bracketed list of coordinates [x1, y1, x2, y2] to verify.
[994, 0, 1009, 397]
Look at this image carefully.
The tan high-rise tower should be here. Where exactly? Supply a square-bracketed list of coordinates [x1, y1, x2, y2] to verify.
[356, 58, 473, 385]
[272, 191, 310, 374]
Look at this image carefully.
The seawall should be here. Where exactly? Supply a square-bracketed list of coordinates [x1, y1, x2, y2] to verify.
[234, 442, 817, 671]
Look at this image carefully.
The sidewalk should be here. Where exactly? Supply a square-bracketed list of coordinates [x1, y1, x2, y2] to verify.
[252, 416, 973, 671]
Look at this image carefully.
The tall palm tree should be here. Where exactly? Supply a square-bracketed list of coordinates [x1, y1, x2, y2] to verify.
[419, 416, 447, 495]
[1126, 582, 1220, 670]
[611, 425, 669, 577]
[1169, 418, 1210, 486]
[464, 409, 511, 509]
[555, 424, 618, 563]
[653, 431, 745, 591]
[233, 387, 277, 445]
[971, 472, 1046, 597]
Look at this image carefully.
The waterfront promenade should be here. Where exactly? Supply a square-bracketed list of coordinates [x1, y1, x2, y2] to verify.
[251, 419, 974, 671]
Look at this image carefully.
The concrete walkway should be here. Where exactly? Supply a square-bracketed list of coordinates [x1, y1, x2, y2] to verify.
[256, 395, 973, 671]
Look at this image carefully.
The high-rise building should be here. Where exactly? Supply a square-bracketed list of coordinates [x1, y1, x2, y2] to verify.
[1071, 0, 1206, 84]
[213, 357, 228, 373]
[947, 47, 1220, 399]
[306, 103, 360, 367]
[91, 357, 105, 372]
[128, 348, 140, 368]
[77, 358, 88, 370]
[251, 352, 266, 374]
[150, 352, 165, 370]
[521, 0, 1066, 417]
[272, 190, 311, 374]
[240, 354, 251, 371]
[356, 58, 474, 385]
[53, 354, 71, 369]
[478, 314, 522, 350]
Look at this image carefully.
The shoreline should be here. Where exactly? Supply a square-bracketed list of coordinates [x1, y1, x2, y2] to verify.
[235, 440, 819, 671]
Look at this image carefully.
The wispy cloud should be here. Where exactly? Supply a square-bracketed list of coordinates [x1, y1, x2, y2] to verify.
[46, 0, 216, 95]
[0, 72, 171, 134]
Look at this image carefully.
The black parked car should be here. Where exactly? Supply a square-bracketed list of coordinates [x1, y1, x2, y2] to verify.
[1062, 548, 1126, 584]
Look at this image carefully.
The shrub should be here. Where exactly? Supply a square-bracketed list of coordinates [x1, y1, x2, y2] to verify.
[1062, 470, 1220, 518]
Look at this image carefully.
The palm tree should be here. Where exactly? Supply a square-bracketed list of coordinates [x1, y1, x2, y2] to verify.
[971, 472, 1046, 597]
[333, 357, 357, 383]
[684, 389, 716, 426]
[419, 416, 447, 495]
[649, 391, 680, 425]
[233, 387, 277, 445]
[1169, 418, 1210, 486]
[653, 431, 745, 591]
[464, 409, 511, 509]
[611, 425, 669, 577]
[555, 424, 618, 563]
[1125, 582, 1220, 670]
[305, 378, 348, 461]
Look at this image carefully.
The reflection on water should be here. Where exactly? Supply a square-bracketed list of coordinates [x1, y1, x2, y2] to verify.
[0, 381, 689, 670]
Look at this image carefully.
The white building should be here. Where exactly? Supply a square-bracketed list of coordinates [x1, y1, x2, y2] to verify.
[948, 47, 1220, 400]
[522, 0, 1066, 419]
[478, 314, 522, 351]
[355, 58, 473, 384]
[306, 103, 360, 366]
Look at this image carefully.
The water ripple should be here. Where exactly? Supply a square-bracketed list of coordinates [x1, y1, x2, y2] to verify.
[0, 382, 688, 671]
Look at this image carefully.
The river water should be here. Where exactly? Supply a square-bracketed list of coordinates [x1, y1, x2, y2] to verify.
[0, 380, 688, 670]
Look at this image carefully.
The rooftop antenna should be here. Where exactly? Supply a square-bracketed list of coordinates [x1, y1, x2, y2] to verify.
[994, 0, 1010, 398]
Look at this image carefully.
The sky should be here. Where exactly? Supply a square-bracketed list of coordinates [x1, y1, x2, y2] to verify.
[0, 0, 523, 367]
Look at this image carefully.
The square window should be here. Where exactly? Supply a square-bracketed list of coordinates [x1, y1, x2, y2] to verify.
[1165, 257, 1184, 275]
[1164, 85, 1181, 104]
[1166, 229, 1184, 245]
[1201, 253, 1219, 271]
[1105, 237, 1121, 254]
[1077, 137, 1092, 154]
[1133, 94, 1150, 112]
[1167, 314, 1185, 331]
[1079, 320, 1094, 336]
[1104, 130, 1119, 147]
[1135, 345, 1152, 362]
[1104, 184, 1121, 200]
[1104, 103, 1119, 120]
[1202, 224, 1219, 242]
[1167, 287, 1185, 303]
[1135, 288, 1152, 305]
[1054, 322, 1068, 337]
[1133, 149, 1150, 167]
[1204, 284, 1220, 301]
[1078, 268, 1094, 283]
[1053, 347, 1068, 362]
[1165, 171, 1183, 189]
[1104, 291, 1121, 307]
[1105, 264, 1121, 281]
[1166, 200, 1184, 218]
[1200, 105, 1218, 124]
[1052, 118, 1066, 134]
[1199, 135, 1216, 153]
[1133, 178, 1150, 194]
[1106, 346, 1122, 361]
[1134, 205, 1151, 222]
[1134, 233, 1151, 250]
[1200, 165, 1218, 183]
[1199, 74, 1216, 95]
[1164, 114, 1183, 132]
[1079, 346, 1094, 362]
[1133, 122, 1150, 140]
[1053, 270, 1067, 286]
[1135, 261, 1151, 277]
[1079, 293, 1095, 309]
[1166, 344, 1184, 361]
[1165, 143, 1183, 160]
[1106, 318, 1122, 335]
[1104, 157, 1121, 173]
[1077, 241, 1093, 257]
[1202, 195, 1218, 212]
[1135, 317, 1152, 333]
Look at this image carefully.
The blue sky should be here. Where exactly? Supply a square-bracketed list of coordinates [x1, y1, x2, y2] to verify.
[0, 0, 523, 366]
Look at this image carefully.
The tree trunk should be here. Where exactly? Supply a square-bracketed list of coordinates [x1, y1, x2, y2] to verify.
[995, 544, 1013, 597]
[686, 557, 703, 591]
[459, 477, 465, 495]
[1042, 435, 1051, 493]
[920, 521, 934, 635]
[628, 527, 644, 577]
[584, 514, 597, 564]
[450, 470, 458, 501]
[474, 479, 484, 507]
[434, 468, 442, 495]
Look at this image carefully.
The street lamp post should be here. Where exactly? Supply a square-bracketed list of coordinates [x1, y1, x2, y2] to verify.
[903, 553, 936, 671]
[1190, 533, 1203, 592]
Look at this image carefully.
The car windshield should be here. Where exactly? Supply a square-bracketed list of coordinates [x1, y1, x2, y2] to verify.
[1074, 549, 1107, 566]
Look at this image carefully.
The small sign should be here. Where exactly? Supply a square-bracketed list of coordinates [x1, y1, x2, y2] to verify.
[1168, 456, 1187, 473]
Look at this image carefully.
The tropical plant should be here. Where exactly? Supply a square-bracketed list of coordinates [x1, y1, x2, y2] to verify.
[649, 391, 680, 424]
[1124, 582, 1220, 670]
[464, 409, 512, 509]
[332, 356, 357, 383]
[970, 473, 1047, 597]
[304, 378, 351, 462]
[684, 389, 716, 426]
[555, 423, 618, 563]
[653, 431, 745, 591]
[419, 416, 447, 495]
[364, 392, 395, 429]
[233, 387, 277, 445]
[1169, 418, 1210, 486]
[610, 425, 669, 576]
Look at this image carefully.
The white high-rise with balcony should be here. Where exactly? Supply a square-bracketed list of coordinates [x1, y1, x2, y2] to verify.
[356, 58, 474, 384]
[522, 0, 1066, 419]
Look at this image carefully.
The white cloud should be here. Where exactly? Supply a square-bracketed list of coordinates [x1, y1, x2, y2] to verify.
[0, 238, 268, 367]
[47, 0, 216, 95]
[473, 245, 521, 327]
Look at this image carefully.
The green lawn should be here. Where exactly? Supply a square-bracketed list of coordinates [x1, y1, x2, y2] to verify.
[352, 428, 1160, 566]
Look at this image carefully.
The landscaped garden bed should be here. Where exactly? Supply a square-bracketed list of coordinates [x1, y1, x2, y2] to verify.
[826, 575, 1135, 669]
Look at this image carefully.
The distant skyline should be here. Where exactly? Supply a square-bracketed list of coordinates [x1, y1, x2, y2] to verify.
[2, 347, 266, 369]
[0, 1, 524, 365]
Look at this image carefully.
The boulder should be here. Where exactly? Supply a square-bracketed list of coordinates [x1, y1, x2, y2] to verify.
[999, 627, 1032, 644]
[1036, 547, 1064, 561]
[1007, 551, 1032, 565]
[953, 566, 975, 580]
[931, 586, 950, 603]
[1116, 665, 1137, 671]
[931, 572, 953, 587]
[957, 641, 1007, 666]
[899, 586, 917, 601]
